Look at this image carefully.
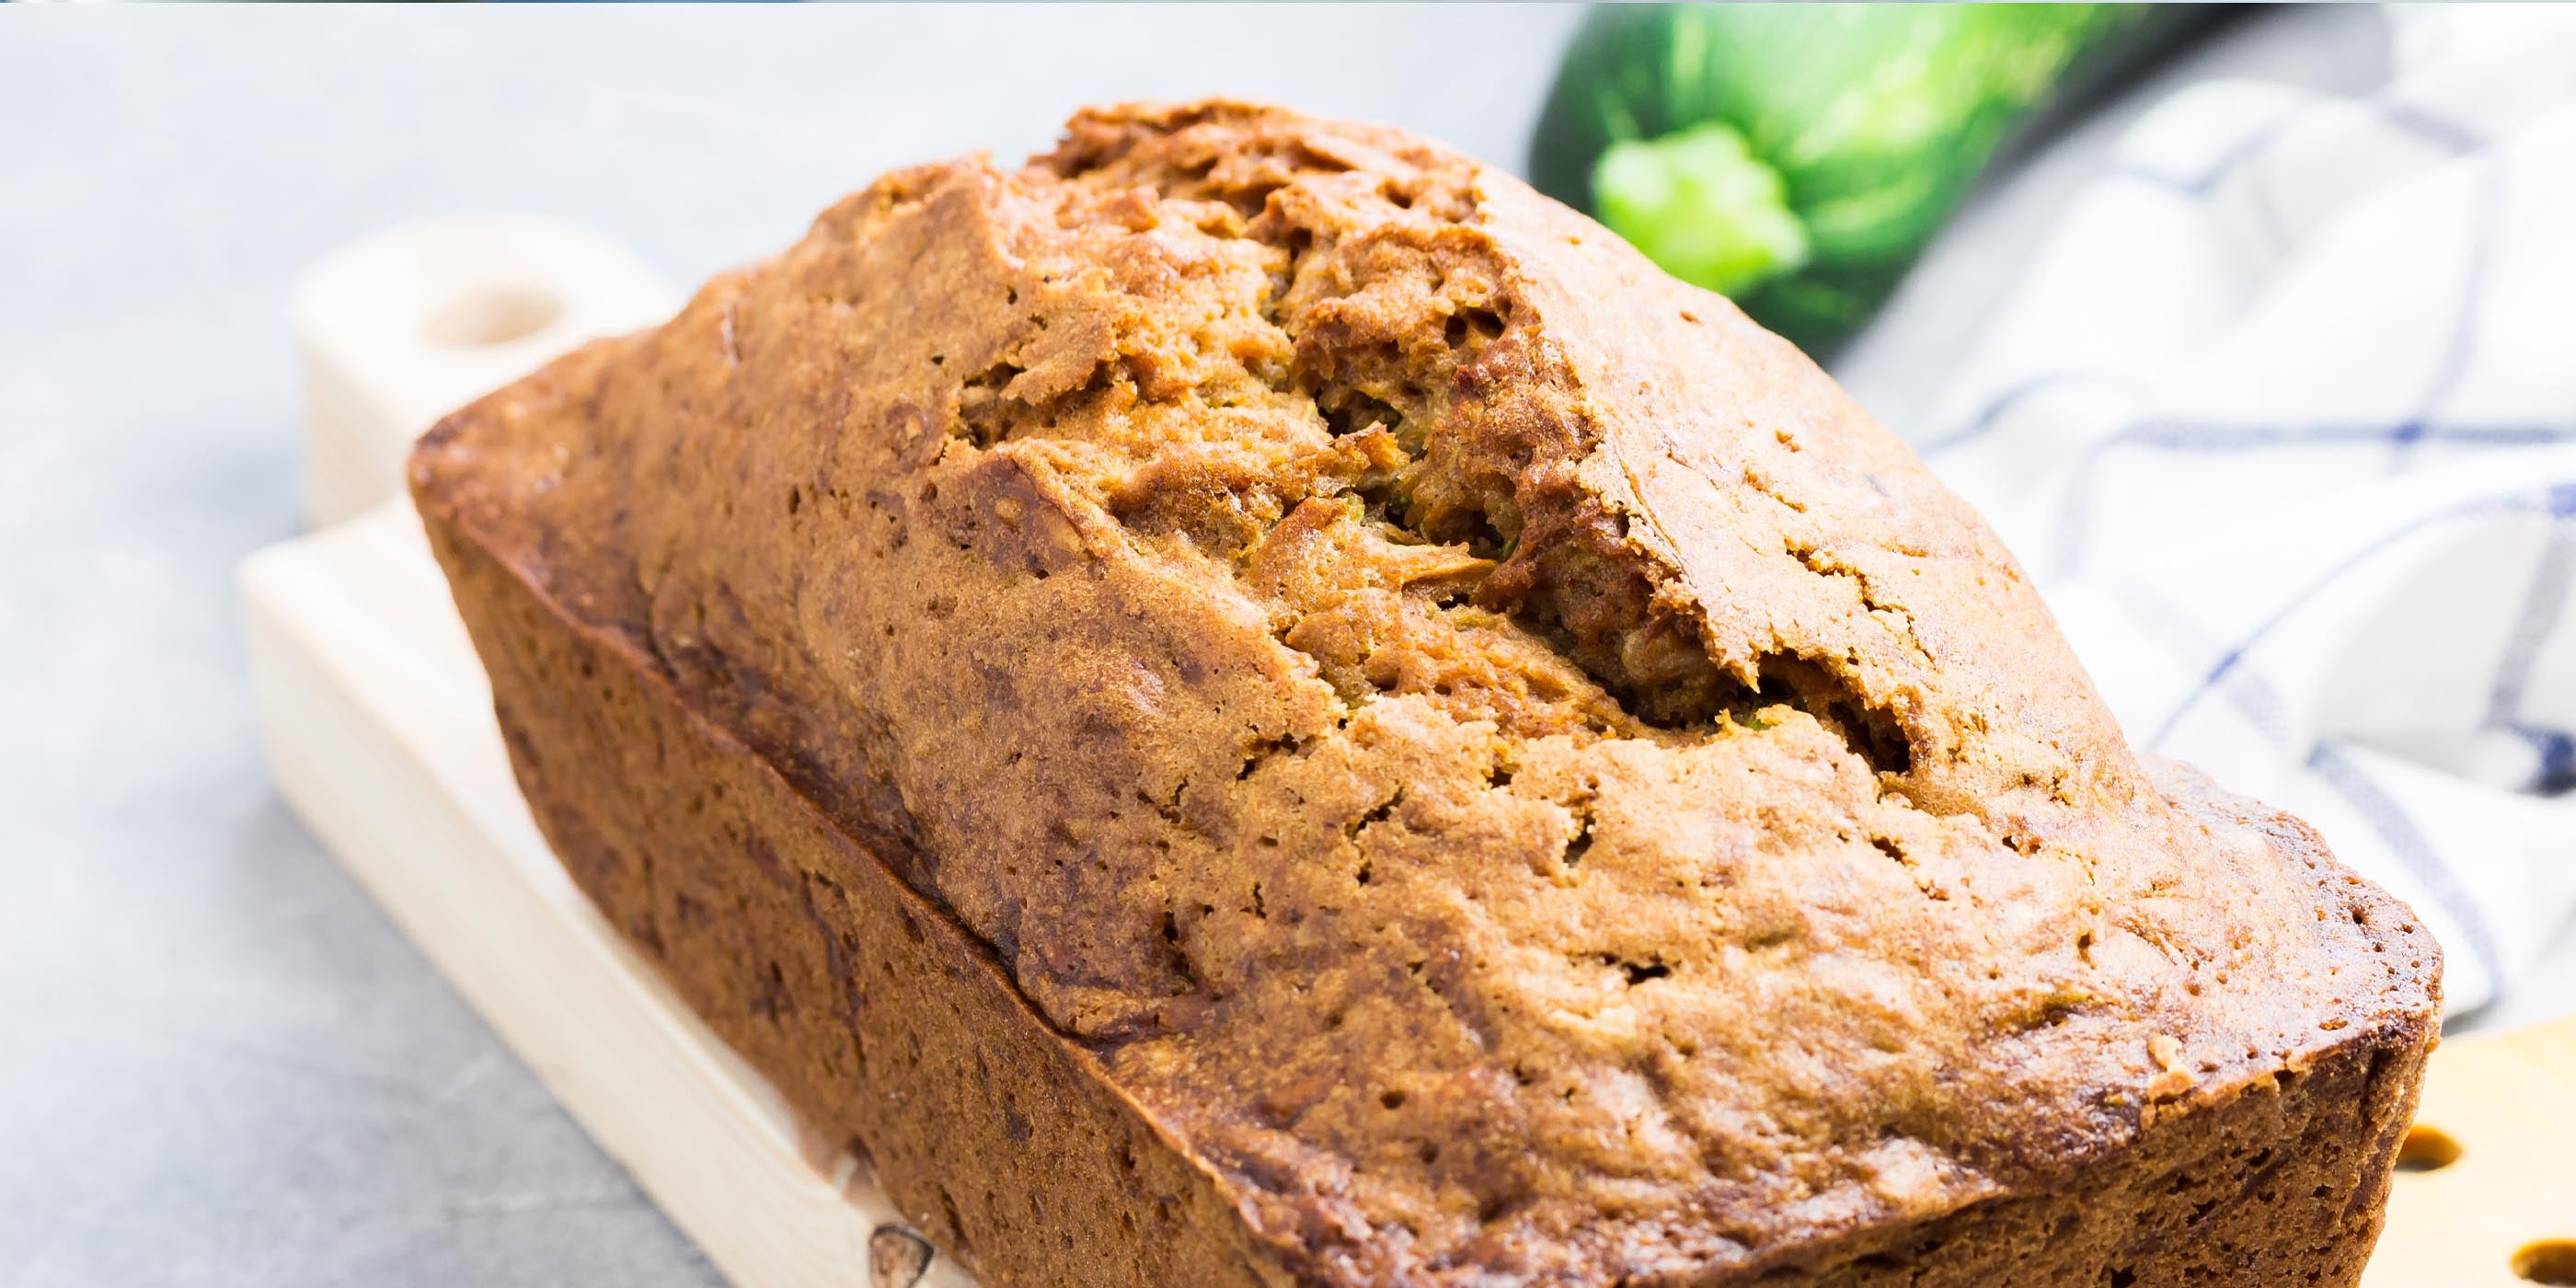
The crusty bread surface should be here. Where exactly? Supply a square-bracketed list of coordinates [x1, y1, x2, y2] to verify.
[413, 101, 2439, 1286]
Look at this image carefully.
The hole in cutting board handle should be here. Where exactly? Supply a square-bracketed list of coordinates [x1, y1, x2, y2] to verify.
[2395, 1123, 2463, 1172]
[422, 284, 563, 348]
[2517, 1240, 2576, 1285]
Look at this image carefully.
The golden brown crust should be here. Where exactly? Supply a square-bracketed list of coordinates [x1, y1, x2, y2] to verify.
[412, 101, 2440, 1285]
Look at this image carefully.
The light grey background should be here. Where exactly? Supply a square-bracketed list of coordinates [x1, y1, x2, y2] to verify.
[3, 6, 2552, 1287]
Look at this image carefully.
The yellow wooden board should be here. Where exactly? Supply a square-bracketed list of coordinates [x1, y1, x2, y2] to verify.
[2365, 1017, 2576, 1287]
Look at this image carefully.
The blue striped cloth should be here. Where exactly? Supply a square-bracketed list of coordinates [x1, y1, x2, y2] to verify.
[1918, 6, 2576, 1015]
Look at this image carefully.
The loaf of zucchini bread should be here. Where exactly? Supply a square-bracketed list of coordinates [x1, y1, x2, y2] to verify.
[411, 101, 2439, 1286]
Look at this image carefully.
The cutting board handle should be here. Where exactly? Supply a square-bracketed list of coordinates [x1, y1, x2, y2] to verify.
[292, 218, 677, 527]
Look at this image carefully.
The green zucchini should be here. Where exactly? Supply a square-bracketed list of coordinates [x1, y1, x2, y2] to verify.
[1531, 4, 2211, 354]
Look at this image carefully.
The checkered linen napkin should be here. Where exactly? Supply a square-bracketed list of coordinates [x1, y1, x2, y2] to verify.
[1915, 6, 2576, 1014]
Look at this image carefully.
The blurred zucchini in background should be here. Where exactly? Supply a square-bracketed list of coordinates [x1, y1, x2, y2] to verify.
[1531, 4, 2218, 354]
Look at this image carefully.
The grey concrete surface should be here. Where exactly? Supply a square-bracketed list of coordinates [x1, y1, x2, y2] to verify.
[2, 6, 2558, 1287]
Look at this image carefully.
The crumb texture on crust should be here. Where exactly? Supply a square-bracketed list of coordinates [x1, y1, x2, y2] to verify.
[414, 101, 2440, 1285]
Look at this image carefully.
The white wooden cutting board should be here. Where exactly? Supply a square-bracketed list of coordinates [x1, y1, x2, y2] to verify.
[240, 221, 2576, 1288]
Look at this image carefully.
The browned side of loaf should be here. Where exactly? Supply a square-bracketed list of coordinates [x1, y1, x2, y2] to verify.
[423, 483, 2430, 1288]
[422, 508, 1283, 1288]
[1774, 996, 2427, 1285]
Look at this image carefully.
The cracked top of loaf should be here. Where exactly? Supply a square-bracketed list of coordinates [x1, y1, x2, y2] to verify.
[415, 102, 2438, 1283]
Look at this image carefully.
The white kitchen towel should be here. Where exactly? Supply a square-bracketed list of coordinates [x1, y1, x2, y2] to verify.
[1917, 5, 2576, 1014]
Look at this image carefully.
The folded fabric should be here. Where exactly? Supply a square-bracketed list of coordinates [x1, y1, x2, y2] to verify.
[1917, 4, 2576, 1014]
